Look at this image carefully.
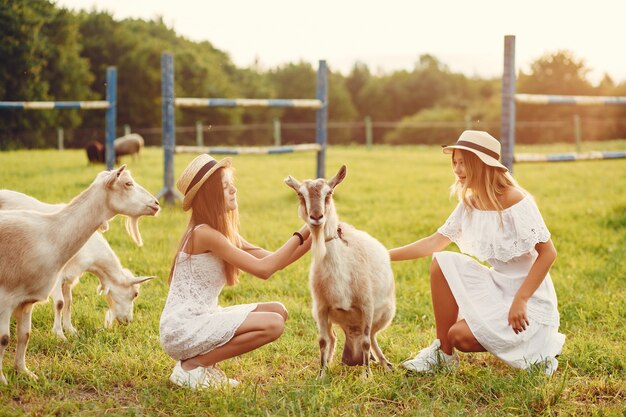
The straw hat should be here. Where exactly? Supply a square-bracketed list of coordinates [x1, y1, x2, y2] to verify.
[442, 130, 508, 171]
[176, 154, 232, 211]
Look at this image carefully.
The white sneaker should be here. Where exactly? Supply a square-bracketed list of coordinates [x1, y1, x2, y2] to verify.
[169, 361, 209, 390]
[402, 339, 459, 373]
[543, 357, 559, 376]
[205, 366, 240, 388]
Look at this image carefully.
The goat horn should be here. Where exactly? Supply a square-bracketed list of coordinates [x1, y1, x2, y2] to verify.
[284, 176, 301, 190]
[130, 276, 156, 285]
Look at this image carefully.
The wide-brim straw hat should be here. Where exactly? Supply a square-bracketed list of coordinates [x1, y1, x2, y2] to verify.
[177, 154, 232, 211]
[442, 130, 508, 171]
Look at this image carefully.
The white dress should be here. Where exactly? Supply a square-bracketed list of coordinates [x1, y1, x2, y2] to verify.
[435, 194, 565, 369]
[159, 225, 258, 361]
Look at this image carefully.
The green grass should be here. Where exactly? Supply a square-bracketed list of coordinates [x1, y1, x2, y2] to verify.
[0, 143, 625, 416]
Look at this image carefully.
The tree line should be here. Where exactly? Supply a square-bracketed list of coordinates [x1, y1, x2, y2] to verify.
[2, 0, 625, 150]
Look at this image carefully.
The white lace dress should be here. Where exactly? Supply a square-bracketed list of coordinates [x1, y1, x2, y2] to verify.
[435, 194, 565, 369]
[159, 227, 257, 361]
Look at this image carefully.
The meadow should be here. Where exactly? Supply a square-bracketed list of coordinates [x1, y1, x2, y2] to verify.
[0, 143, 624, 416]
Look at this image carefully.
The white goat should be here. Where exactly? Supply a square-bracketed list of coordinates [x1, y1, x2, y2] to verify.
[0, 165, 159, 384]
[285, 165, 395, 378]
[0, 190, 156, 340]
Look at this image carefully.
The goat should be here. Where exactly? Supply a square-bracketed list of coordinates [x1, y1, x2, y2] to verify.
[0, 190, 156, 340]
[0, 165, 159, 384]
[114, 133, 144, 162]
[85, 140, 105, 164]
[285, 165, 395, 378]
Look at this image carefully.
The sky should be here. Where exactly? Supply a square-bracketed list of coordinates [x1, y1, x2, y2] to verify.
[54, 0, 626, 84]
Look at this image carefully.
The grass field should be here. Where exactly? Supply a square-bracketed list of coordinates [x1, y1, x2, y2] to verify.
[0, 143, 624, 416]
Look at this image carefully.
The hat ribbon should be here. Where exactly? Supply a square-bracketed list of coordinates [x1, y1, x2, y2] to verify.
[454, 140, 500, 160]
[186, 159, 218, 194]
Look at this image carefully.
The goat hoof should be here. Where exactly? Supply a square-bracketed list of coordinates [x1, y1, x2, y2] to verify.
[18, 368, 38, 380]
[67, 326, 78, 336]
[0, 374, 7, 385]
[52, 328, 67, 340]
[317, 369, 327, 380]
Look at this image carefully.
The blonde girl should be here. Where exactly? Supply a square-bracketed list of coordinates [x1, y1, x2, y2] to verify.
[390, 130, 565, 375]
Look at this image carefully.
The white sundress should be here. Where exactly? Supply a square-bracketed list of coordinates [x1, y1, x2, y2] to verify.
[159, 225, 258, 361]
[435, 194, 566, 370]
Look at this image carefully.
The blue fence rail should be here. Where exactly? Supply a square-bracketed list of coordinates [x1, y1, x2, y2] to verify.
[158, 52, 328, 206]
[501, 35, 626, 172]
[0, 67, 118, 169]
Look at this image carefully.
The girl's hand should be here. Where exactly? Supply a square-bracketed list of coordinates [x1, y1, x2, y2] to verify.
[508, 297, 529, 334]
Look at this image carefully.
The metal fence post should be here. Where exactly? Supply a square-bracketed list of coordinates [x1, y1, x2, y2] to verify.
[157, 52, 181, 205]
[105, 66, 117, 170]
[273, 117, 281, 146]
[500, 35, 516, 173]
[57, 127, 64, 151]
[315, 60, 328, 178]
[196, 121, 203, 147]
[365, 116, 372, 148]
[573, 114, 582, 152]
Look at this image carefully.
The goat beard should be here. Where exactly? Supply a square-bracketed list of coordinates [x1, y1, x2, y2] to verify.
[310, 226, 327, 261]
[125, 216, 143, 247]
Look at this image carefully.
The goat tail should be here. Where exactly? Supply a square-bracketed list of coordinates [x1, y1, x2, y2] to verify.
[311, 227, 326, 261]
[125, 216, 144, 247]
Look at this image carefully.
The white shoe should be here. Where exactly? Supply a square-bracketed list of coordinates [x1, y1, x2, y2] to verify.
[543, 357, 559, 376]
[402, 339, 459, 373]
[205, 366, 240, 388]
[169, 361, 209, 390]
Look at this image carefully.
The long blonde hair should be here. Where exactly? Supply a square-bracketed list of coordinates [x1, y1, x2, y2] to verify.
[168, 167, 242, 286]
[450, 149, 522, 213]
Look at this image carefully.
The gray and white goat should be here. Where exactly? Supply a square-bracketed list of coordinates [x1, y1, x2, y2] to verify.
[285, 165, 395, 378]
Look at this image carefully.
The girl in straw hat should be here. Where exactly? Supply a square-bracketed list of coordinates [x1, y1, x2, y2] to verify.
[389, 130, 564, 376]
[160, 154, 311, 390]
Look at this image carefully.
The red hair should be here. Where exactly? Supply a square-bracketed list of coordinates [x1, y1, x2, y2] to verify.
[168, 167, 241, 286]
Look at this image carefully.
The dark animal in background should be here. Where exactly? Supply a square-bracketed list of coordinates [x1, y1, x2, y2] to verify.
[85, 140, 105, 164]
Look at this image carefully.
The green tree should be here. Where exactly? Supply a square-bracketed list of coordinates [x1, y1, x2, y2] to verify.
[0, 0, 92, 149]
[517, 51, 605, 143]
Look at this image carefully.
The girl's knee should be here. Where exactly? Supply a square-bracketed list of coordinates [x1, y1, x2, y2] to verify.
[448, 325, 473, 352]
[272, 302, 288, 321]
[265, 313, 285, 341]
[258, 302, 289, 321]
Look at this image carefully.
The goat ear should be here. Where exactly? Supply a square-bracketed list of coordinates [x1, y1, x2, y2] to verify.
[284, 176, 301, 192]
[130, 276, 156, 285]
[116, 164, 127, 176]
[105, 164, 127, 188]
[328, 165, 347, 189]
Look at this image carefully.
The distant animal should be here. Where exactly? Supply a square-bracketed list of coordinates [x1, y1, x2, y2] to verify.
[114, 133, 144, 161]
[285, 165, 396, 378]
[85, 140, 105, 164]
[0, 190, 156, 340]
[0, 165, 160, 385]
